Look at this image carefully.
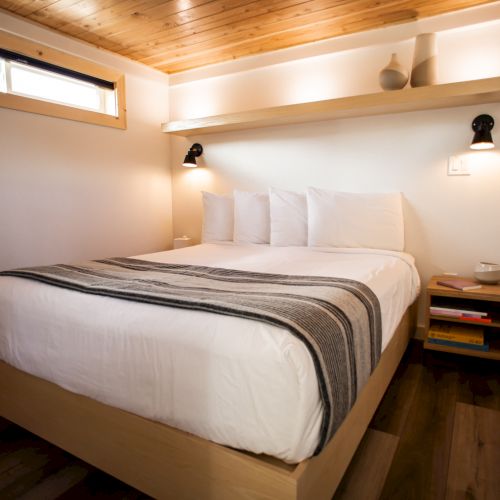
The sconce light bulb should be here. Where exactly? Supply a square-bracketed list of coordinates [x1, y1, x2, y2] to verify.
[470, 142, 495, 151]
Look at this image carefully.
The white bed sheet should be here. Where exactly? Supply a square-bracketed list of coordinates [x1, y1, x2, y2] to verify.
[0, 244, 419, 463]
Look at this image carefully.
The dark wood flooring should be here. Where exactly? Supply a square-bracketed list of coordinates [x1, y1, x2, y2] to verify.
[1, 341, 500, 499]
[335, 341, 500, 500]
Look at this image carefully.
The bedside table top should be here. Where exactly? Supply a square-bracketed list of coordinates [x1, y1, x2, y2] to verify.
[428, 275, 500, 302]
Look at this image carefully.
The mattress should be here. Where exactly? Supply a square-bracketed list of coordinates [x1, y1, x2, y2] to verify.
[0, 244, 420, 463]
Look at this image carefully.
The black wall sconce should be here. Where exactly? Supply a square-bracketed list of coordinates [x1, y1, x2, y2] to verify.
[182, 143, 203, 167]
[470, 114, 495, 150]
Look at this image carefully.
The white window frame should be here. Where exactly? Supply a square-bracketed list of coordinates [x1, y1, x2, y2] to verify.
[0, 30, 126, 130]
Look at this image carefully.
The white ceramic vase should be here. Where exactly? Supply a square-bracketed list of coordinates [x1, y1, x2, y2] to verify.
[379, 53, 408, 91]
[410, 33, 437, 87]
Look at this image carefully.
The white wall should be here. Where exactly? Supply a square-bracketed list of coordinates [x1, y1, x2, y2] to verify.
[169, 5, 500, 329]
[0, 11, 171, 271]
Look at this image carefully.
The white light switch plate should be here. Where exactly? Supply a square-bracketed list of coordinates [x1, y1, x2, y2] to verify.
[448, 155, 470, 176]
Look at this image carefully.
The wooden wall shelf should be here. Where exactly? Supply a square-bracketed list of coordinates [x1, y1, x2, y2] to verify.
[162, 77, 500, 136]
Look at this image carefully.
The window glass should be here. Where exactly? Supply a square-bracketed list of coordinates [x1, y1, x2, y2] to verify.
[0, 59, 6, 93]
[0, 57, 118, 117]
[103, 87, 117, 116]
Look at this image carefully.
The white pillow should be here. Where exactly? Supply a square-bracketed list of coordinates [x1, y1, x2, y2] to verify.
[269, 188, 307, 246]
[201, 191, 234, 243]
[307, 188, 404, 251]
[233, 190, 270, 244]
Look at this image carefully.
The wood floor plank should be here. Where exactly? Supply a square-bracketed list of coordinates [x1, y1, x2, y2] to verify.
[17, 464, 90, 500]
[334, 429, 399, 500]
[57, 469, 150, 499]
[379, 355, 459, 500]
[0, 451, 71, 499]
[0, 447, 53, 489]
[445, 403, 500, 500]
[455, 357, 500, 412]
[370, 344, 423, 437]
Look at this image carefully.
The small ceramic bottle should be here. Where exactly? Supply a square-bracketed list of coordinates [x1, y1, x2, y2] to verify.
[410, 33, 438, 87]
[379, 53, 409, 91]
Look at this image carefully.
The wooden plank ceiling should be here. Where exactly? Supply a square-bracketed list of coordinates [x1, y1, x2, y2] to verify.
[0, 0, 495, 73]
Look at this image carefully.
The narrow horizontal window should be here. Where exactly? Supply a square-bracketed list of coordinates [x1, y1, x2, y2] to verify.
[0, 31, 126, 129]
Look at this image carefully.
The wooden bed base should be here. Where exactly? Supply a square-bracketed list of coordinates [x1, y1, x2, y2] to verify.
[0, 308, 414, 500]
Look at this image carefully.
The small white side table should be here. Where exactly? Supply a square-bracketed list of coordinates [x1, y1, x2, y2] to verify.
[173, 236, 193, 249]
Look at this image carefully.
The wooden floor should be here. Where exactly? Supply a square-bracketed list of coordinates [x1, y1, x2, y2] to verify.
[335, 341, 500, 500]
[1, 341, 499, 499]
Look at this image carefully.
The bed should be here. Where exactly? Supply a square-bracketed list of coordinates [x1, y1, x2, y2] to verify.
[0, 243, 419, 499]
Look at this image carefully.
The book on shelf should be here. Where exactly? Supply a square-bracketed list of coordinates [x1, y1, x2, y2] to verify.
[428, 324, 484, 345]
[436, 279, 482, 291]
[430, 314, 492, 323]
[427, 338, 490, 352]
[458, 317, 492, 324]
[429, 306, 488, 318]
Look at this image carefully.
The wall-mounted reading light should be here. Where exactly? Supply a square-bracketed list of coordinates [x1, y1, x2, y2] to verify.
[471, 114, 495, 150]
[182, 143, 203, 167]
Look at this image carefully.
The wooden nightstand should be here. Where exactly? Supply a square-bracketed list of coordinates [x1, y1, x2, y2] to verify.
[424, 276, 500, 360]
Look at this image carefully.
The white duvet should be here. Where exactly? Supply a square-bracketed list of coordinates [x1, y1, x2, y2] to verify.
[0, 244, 419, 463]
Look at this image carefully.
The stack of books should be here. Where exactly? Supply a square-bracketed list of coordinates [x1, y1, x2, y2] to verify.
[429, 306, 492, 324]
[427, 323, 488, 351]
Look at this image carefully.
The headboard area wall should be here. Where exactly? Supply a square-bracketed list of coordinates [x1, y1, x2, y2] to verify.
[168, 6, 500, 331]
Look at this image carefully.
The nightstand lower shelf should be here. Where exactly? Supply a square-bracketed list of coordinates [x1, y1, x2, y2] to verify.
[424, 339, 500, 360]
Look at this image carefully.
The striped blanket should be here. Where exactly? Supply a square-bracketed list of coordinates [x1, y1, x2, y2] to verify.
[1, 257, 382, 454]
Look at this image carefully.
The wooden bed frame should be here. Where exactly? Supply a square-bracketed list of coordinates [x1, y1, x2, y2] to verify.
[0, 307, 414, 499]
